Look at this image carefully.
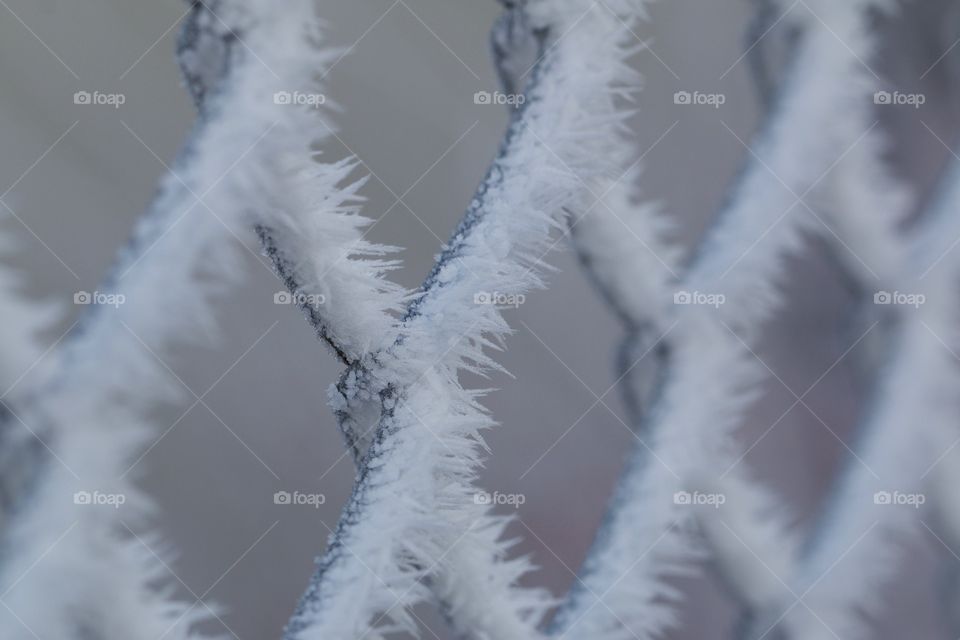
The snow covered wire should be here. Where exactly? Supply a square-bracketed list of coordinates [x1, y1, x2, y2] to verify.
[550, 2, 912, 637]
[668, 2, 928, 638]
[183, 0, 413, 465]
[685, 0, 893, 333]
[495, 9, 720, 635]
[573, 161, 796, 640]
[493, 10, 788, 634]
[493, 0, 677, 425]
[189, 1, 542, 635]
[549, 306, 793, 638]
[568, 170, 679, 426]
[180, 2, 408, 367]
[2, 0, 951, 636]
[690, 2, 916, 637]
[0, 1, 385, 638]
[770, 154, 960, 640]
[774, 259, 941, 638]
[281, 3, 654, 639]
[704, 2, 919, 635]
[177, 3, 640, 638]
[325, 0, 548, 464]
[561, 113, 800, 640]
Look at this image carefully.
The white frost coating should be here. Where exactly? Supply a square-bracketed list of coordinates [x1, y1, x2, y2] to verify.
[0, 2, 400, 638]
[283, 4, 650, 639]
[552, 320, 768, 639]
[569, 167, 678, 425]
[685, 2, 896, 334]
[703, 0, 912, 629]
[572, 167, 679, 334]
[790, 0, 910, 305]
[721, 1, 960, 636]
[562, 91, 798, 640]
[259, 152, 407, 360]
[0, 229, 60, 396]
[781, 157, 960, 640]
[382, 15, 645, 376]
[825, 131, 911, 291]
[189, 1, 407, 360]
[561, 67, 795, 638]
[696, 471, 800, 616]
[554, 2, 904, 637]
[779, 328, 953, 640]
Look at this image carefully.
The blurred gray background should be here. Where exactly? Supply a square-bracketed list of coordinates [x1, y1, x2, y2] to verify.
[1, 0, 959, 638]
